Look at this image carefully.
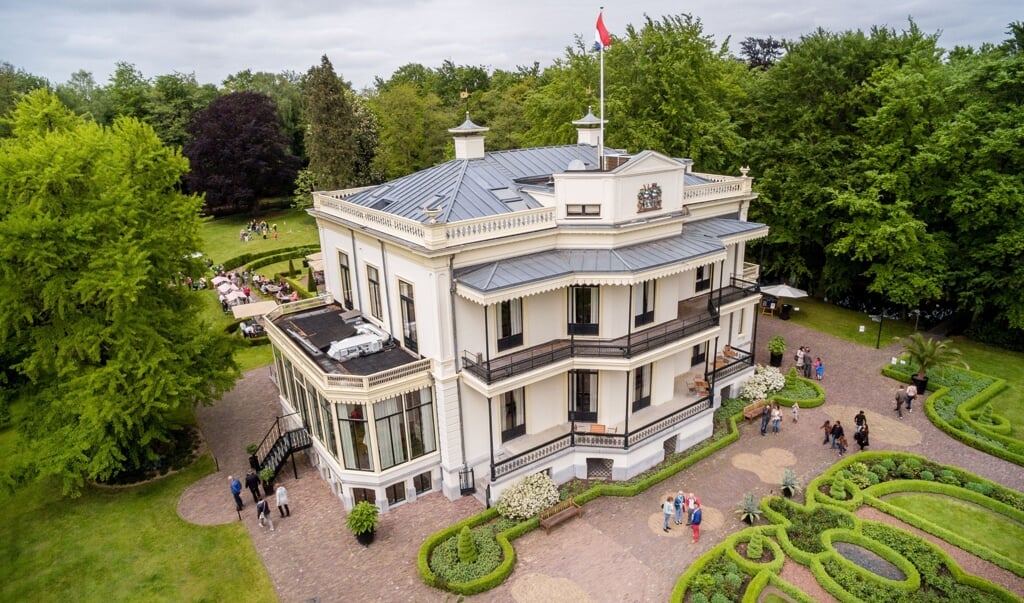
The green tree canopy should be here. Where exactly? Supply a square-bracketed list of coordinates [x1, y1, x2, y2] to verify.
[0, 90, 239, 495]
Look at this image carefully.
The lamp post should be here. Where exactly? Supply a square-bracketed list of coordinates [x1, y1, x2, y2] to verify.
[875, 310, 884, 350]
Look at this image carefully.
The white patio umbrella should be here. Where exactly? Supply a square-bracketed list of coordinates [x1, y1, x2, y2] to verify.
[211, 275, 230, 286]
[216, 281, 237, 294]
[225, 290, 248, 304]
[759, 284, 808, 299]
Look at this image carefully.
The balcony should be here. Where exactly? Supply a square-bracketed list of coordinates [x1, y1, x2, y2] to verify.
[463, 302, 719, 384]
[490, 376, 713, 480]
[709, 346, 755, 382]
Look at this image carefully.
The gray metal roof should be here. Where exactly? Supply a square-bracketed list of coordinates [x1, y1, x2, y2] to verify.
[454, 217, 764, 294]
[343, 144, 648, 223]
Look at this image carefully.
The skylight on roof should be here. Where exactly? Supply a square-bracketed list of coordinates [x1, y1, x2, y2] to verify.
[369, 185, 391, 198]
[491, 187, 522, 202]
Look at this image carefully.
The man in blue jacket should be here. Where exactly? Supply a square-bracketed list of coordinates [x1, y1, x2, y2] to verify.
[229, 475, 244, 510]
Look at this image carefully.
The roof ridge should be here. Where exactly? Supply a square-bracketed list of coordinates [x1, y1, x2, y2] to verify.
[440, 160, 470, 223]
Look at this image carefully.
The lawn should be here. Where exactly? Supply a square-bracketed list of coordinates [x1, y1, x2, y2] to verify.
[0, 439, 274, 603]
[781, 296, 916, 348]
[201, 207, 319, 266]
[948, 337, 1024, 439]
[885, 492, 1024, 562]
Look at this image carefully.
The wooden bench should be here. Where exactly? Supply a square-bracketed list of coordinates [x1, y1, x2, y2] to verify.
[538, 497, 584, 534]
[743, 399, 768, 421]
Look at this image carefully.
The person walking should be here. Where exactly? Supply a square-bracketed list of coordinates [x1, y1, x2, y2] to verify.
[815, 357, 824, 381]
[803, 348, 813, 379]
[795, 346, 805, 373]
[229, 475, 244, 511]
[837, 434, 849, 456]
[760, 404, 771, 436]
[791, 401, 800, 423]
[244, 470, 261, 504]
[256, 494, 275, 531]
[906, 383, 917, 412]
[770, 404, 782, 434]
[854, 410, 867, 433]
[830, 421, 844, 449]
[820, 420, 832, 445]
[662, 496, 674, 533]
[895, 386, 907, 419]
[686, 492, 701, 526]
[673, 491, 685, 525]
[690, 502, 703, 543]
[854, 423, 870, 450]
[276, 484, 291, 517]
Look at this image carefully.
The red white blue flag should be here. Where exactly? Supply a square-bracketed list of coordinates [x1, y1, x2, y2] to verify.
[594, 12, 611, 51]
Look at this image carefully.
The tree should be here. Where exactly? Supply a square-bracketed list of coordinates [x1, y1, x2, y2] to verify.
[0, 62, 49, 137]
[55, 70, 111, 122]
[0, 90, 239, 495]
[302, 55, 361, 190]
[184, 91, 301, 215]
[147, 72, 220, 148]
[367, 82, 449, 180]
[104, 62, 152, 122]
[740, 37, 785, 69]
[222, 69, 305, 158]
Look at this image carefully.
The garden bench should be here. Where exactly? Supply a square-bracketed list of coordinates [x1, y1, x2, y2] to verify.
[538, 497, 583, 534]
[743, 399, 768, 421]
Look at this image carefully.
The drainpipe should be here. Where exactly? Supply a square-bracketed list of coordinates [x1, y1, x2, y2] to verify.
[379, 240, 395, 336]
[448, 256, 468, 469]
[349, 230, 363, 310]
[488, 395, 495, 481]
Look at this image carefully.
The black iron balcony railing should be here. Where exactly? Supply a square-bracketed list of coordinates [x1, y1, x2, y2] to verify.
[709, 346, 755, 382]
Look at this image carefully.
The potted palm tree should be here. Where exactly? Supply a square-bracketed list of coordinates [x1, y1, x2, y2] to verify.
[347, 500, 380, 546]
[899, 333, 967, 393]
[767, 336, 786, 368]
[735, 493, 762, 525]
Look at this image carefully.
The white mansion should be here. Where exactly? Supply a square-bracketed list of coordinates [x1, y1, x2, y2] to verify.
[263, 112, 767, 510]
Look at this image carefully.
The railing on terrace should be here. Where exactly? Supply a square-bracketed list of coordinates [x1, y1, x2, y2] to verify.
[323, 358, 432, 388]
[718, 277, 760, 307]
[682, 176, 752, 203]
[313, 192, 556, 250]
[264, 294, 332, 321]
[741, 262, 760, 282]
[710, 347, 754, 382]
[255, 412, 312, 479]
[491, 397, 711, 480]
[463, 312, 719, 384]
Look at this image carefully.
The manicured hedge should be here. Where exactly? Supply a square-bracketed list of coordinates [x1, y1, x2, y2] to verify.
[771, 373, 826, 409]
[219, 245, 318, 272]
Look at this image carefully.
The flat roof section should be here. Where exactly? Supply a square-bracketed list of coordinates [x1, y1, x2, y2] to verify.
[272, 303, 420, 375]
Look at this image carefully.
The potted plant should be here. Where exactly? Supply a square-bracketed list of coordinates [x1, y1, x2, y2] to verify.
[258, 467, 275, 497]
[735, 493, 762, 525]
[767, 335, 786, 368]
[246, 443, 259, 471]
[898, 332, 967, 393]
[780, 468, 802, 498]
[347, 500, 380, 545]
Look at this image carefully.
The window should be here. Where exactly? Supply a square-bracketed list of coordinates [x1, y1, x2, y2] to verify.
[374, 389, 436, 470]
[338, 404, 373, 471]
[352, 488, 376, 504]
[386, 481, 407, 505]
[633, 364, 652, 412]
[737, 308, 746, 336]
[338, 251, 353, 310]
[695, 266, 711, 292]
[497, 298, 523, 351]
[570, 370, 598, 423]
[634, 280, 655, 327]
[367, 265, 382, 319]
[566, 204, 601, 216]
[319, 394, 337, 456]
[500, 388, 526, 442]
[399, 280, 417, 352]
[568, 286, 599, 335]
[691, 342, 707, 367]
[414, 471, 433, 494]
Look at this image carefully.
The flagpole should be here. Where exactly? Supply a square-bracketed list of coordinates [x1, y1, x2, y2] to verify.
[599, 6, 605, 170]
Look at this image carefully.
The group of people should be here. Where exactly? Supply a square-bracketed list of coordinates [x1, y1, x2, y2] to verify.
[820, 412, 870, 456]
[759, 402, 788, 436]
[795, 346, 824, 380]
[663, 490, 703, 542]
[228, 472, 292, 532]
[239, 220, 279, 242]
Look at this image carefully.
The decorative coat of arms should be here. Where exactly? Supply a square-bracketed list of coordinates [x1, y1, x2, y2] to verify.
[637, 183, 663, 213]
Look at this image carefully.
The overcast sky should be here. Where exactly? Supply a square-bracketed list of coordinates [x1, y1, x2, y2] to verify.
[1, 0, 1018, 90]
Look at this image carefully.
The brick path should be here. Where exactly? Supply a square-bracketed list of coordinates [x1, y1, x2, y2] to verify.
[178, 318, 1024, 602]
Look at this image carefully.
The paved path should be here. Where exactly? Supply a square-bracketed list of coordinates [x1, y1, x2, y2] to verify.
[178, 318, 1024, 602]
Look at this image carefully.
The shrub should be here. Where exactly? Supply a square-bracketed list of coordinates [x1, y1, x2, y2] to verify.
[429, 524, 503, 584]
[724, 572, 742, 591]
[457, 526, 477, 564]
[938, 470, 961, 486]
[965, 481, 993, 496]
[746, 532, 764, 559]
[829, 474, 847, 500]
[894, 462, 917, 479]
[691, 594, 710, 603]
[919, 470, 935, 481]
[739, 365, 787, 402]
[495, 473, 559, 521]
[710, 593, 732, 603]
[881, 458, 896, 470]
[871, 464, 889, 480]
[865, 471, 880, 485]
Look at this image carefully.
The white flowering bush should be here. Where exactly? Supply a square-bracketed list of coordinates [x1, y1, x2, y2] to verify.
[495, 472, 560, 521]
[739, 365, 786, 401]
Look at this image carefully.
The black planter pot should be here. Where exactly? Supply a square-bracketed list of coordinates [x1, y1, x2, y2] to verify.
[911, 375, 929, 393]
[263, 481, 275, 497]
[782, 487, 794, 498]
[769, 352, 783, 367]
[248, 454, 259, 471]
[355, 529, 375, 546]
